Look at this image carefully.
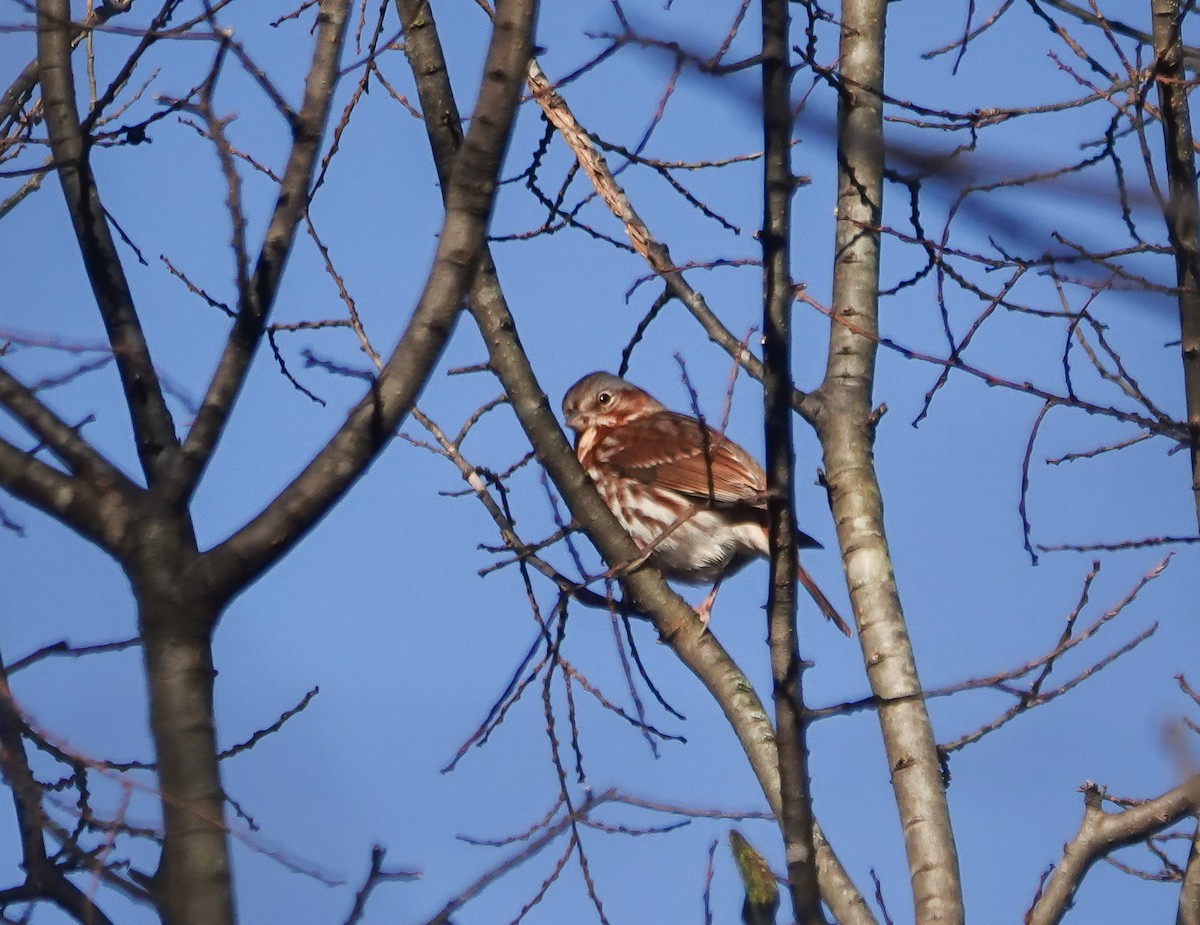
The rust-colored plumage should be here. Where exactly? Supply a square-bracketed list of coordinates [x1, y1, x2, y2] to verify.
[562, 371, 850, 635]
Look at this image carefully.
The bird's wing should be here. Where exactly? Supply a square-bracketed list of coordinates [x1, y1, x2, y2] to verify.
[598, 413, 824, 549]
[600, 412, 767, 506]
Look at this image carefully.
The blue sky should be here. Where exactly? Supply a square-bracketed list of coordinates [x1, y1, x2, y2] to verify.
[1, 0, 1196, 922]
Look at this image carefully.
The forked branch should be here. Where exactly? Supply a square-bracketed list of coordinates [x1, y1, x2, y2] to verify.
[1026, 778, 1200, 925]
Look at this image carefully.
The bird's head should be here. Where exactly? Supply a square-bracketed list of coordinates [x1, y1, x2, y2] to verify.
[562, 372, 664, 433]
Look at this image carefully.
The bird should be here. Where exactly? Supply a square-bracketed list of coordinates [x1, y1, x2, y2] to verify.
[562, 371, 850, 635]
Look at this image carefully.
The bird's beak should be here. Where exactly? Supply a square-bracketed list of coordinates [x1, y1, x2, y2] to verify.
[563, 410, 582, 432]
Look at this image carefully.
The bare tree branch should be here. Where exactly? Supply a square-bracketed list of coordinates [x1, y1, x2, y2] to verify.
[342, 845, 419, 925]
[36, 0, 180, 487]
[0, 365, 133, 489]
[0, 0, 142, 135]
[1037, 0, 1200, 70]
[761, 0, 825, 921]
[0, 652, 118, 925]
[7, 636, 140, 673]
[0, 435, 130, 551]
[1027, 778, 1200, 925]
[813, 0, 965, 921]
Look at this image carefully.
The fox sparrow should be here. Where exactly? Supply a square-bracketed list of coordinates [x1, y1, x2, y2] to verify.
[562, 371, 850, 635]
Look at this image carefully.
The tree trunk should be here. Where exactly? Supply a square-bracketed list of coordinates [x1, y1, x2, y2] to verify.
[132, 532, 233, 925]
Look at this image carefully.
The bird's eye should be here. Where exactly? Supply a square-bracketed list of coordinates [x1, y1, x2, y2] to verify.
[596, 391, 612, 406]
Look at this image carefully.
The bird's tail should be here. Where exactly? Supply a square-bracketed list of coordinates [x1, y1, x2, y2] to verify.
[796, 561, 852, 637]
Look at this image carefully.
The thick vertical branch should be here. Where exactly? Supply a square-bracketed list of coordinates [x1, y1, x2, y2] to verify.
[760, 0, 824, 922]
[36, 0, 179, 487]
[1151, 0, 1200, 530]
[813, 1, 964, 922]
